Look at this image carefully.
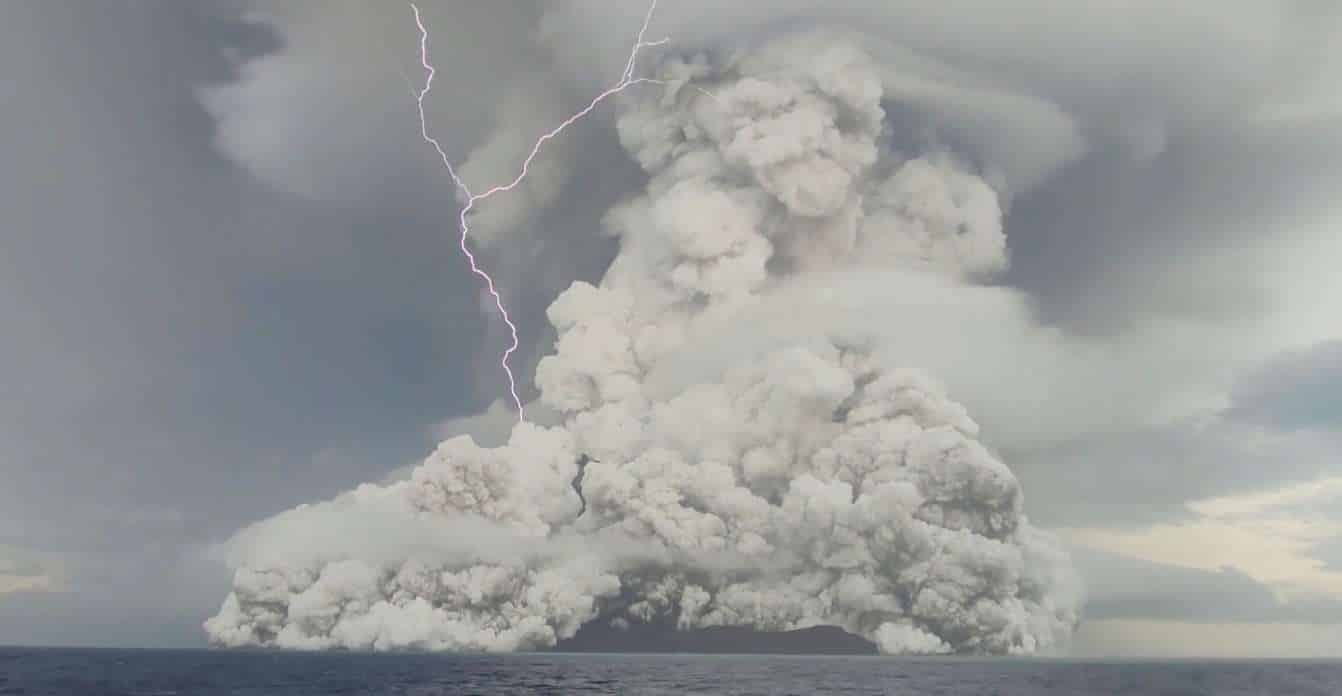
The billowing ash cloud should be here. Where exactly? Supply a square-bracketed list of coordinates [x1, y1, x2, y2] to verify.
[206, 29, 1080, 655]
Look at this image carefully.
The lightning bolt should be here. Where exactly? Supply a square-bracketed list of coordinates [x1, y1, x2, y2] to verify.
[411, 1, 670, 423]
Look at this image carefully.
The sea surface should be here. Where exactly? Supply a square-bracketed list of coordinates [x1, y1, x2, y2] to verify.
[2, 647, 1341, 695]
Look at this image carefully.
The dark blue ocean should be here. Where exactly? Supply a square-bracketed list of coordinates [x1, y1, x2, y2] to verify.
[3, 648, 1341, 695]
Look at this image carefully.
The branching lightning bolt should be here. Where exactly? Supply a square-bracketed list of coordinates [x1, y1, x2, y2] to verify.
[411, 0, 670, 423]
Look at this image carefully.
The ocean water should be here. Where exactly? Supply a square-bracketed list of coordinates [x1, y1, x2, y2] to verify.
[2, 648, 1341, 695]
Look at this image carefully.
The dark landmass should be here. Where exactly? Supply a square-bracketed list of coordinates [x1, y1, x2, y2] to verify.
[554, 622, 878, 655]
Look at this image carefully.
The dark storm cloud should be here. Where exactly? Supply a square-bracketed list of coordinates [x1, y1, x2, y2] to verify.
[1003, 120, 1342, 335]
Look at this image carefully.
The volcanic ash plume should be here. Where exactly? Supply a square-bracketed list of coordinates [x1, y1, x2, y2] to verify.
[205, 30, 1081, 655]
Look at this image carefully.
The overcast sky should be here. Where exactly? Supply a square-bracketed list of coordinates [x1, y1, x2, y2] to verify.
[3, 0, 1342, 657]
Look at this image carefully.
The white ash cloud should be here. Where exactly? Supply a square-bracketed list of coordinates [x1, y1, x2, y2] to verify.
[207, 29, 1082, 656]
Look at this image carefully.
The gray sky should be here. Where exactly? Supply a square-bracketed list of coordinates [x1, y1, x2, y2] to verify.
[3, 0, 1342, 657]
[0, 0, 499, 643]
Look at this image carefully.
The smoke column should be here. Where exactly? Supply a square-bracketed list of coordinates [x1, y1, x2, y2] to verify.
[205, 15, 1081, 656]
